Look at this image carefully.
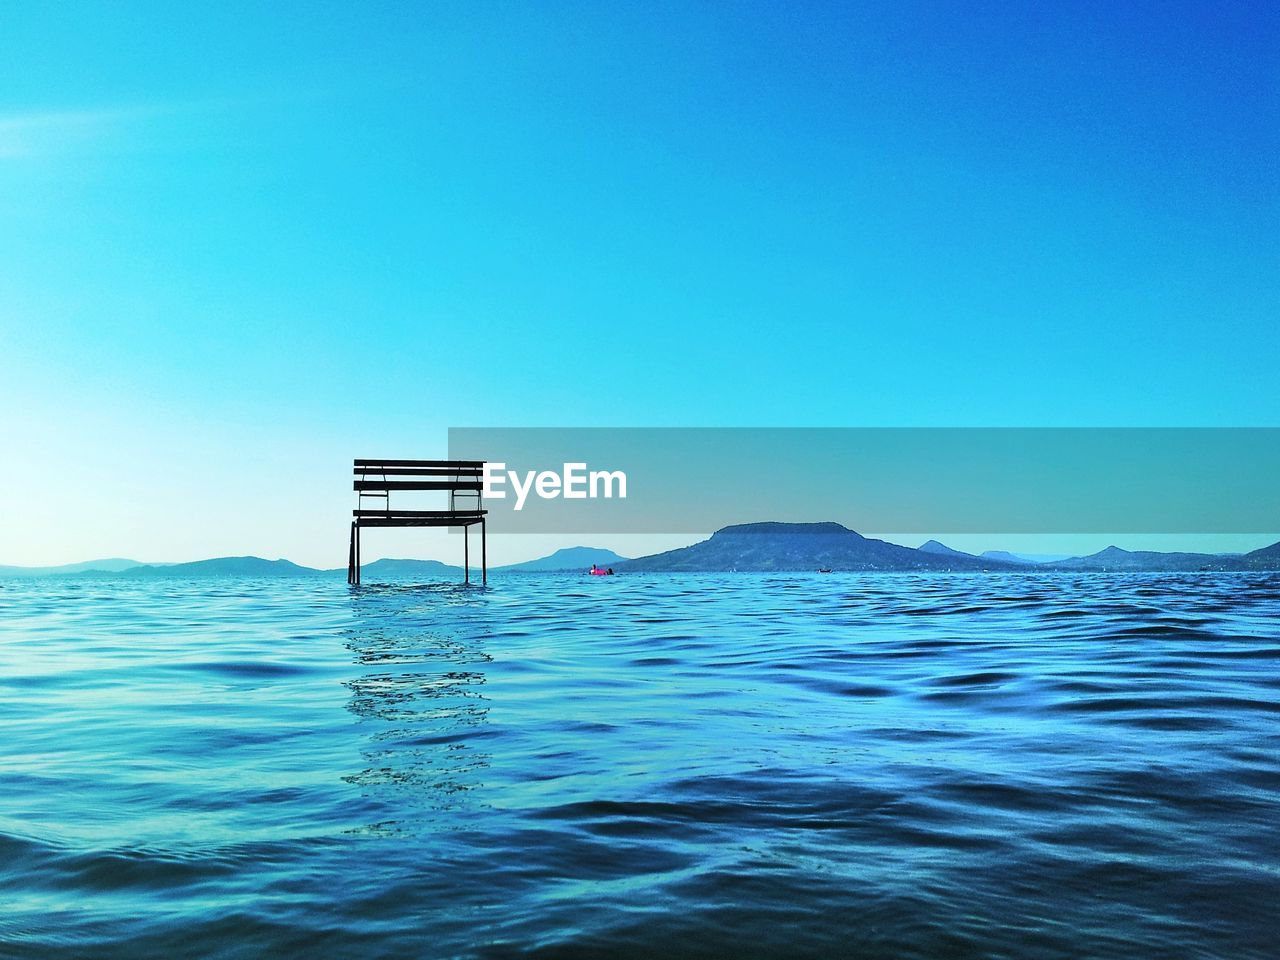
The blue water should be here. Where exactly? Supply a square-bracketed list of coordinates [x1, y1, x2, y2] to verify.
[1, 573, 1277, 959]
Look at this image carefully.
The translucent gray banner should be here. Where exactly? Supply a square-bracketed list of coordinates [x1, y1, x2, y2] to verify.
[447, 428, 1279, 534]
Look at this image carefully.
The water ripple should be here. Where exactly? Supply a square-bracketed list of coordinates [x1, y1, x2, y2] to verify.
[0, 572, 1277, 958]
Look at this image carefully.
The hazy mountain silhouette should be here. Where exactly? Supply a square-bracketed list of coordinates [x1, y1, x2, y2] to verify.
[0, 558, 154, 576]
[980, 550, 1075, 564]
[354, 558, 463, 578]
[620, 525, 1280, 572]
[6, 533, 1279, 578]
[1049, 546, 1241, 572]
[121, 557, 324, 577]
[918, 540, 976, 559]
[620, 523, 1014, 572]
[497, 547, 628, 572]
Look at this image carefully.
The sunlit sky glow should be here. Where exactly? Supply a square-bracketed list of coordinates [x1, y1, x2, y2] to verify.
[1, 1, 1276, 566]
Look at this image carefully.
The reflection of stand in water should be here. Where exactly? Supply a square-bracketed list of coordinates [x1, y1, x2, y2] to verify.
[348, 459, 488, 586]
[343, 587, 494, 818]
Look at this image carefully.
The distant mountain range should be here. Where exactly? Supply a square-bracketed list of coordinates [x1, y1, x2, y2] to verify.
[619, 525, 1279, 572]
[616, 525, 1278, 572]
[0, 547, 631, 579]
[3, 527, 1277, 577]
[979, 550, 1075, 564]
[1050, 545, 1238, 572]
[116, 557, 321, 577]
[918, 539, 975, 560]
[621, 523, 1000, 572]
[0, 558, 167, 577]
[498, 546, 628, 571]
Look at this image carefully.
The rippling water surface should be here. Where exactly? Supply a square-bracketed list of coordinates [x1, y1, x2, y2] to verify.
[1, 573, 1278, 959]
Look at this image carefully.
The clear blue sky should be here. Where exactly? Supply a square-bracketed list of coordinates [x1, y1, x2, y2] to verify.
[1, 1, 1276, 565]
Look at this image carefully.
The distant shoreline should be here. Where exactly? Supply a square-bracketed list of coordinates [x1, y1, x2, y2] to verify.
[4, 522, 1278, 577]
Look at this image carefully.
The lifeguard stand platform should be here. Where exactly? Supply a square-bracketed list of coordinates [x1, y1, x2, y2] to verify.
[347, 459, 487, 585]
